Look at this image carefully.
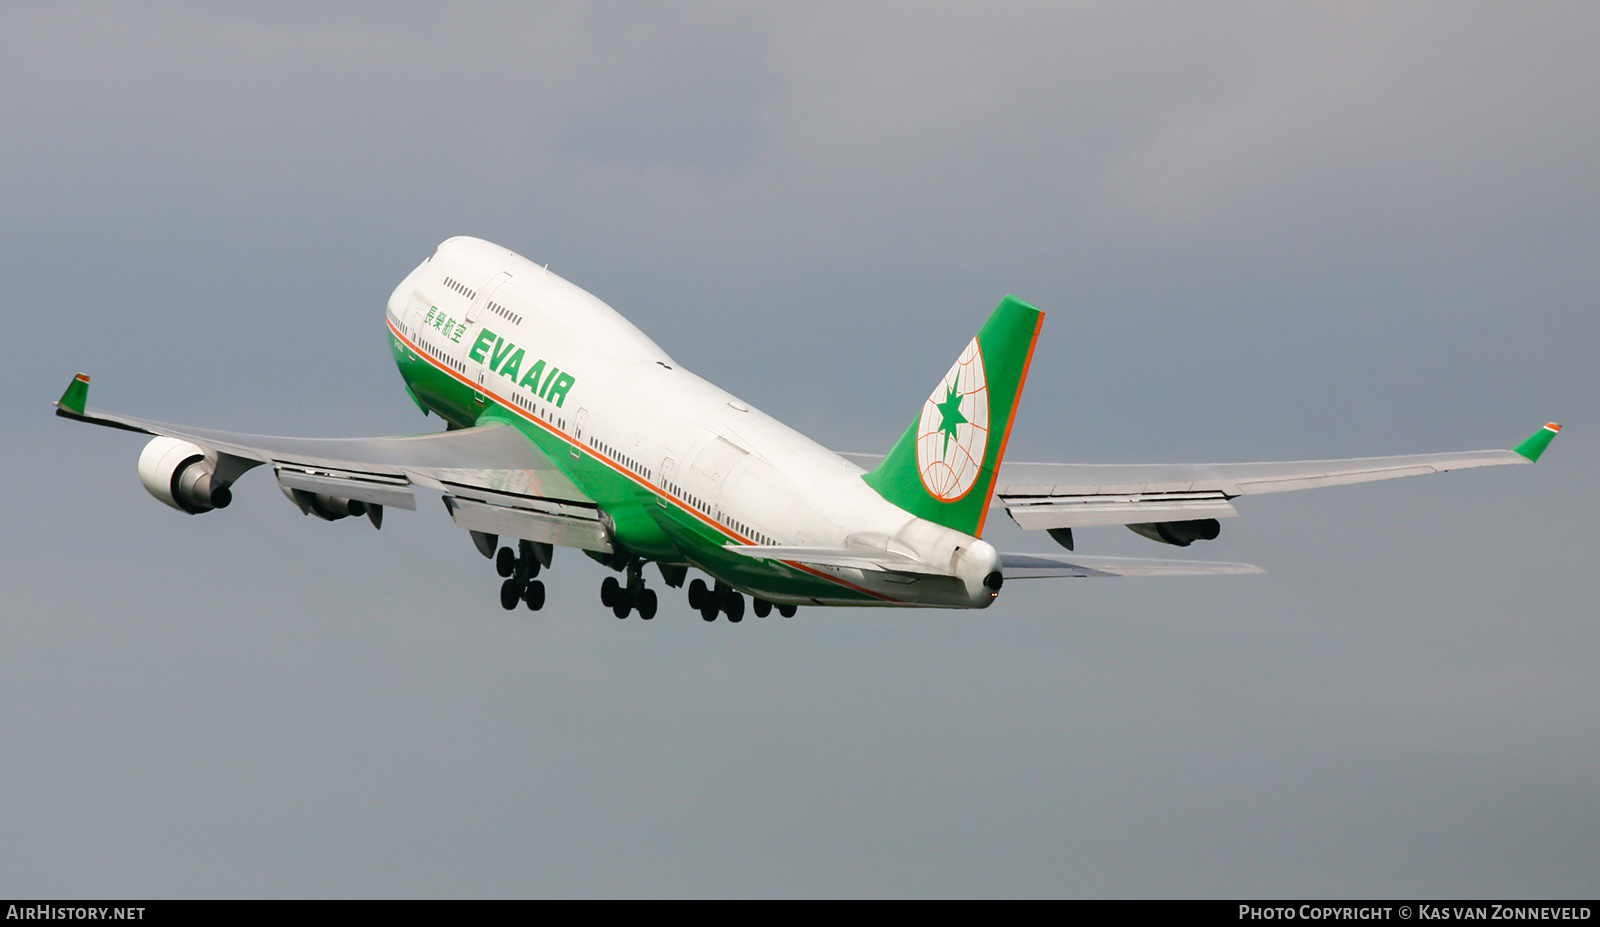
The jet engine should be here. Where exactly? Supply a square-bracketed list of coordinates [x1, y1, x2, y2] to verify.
[138, 436, 232, 514]
[1127, 518, 1221, 547]
[279, 484, 382, 527]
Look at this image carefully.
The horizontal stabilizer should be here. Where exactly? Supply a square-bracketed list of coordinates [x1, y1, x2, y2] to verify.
[726, 544, 942, 575]
[999, 551, 1263, 578]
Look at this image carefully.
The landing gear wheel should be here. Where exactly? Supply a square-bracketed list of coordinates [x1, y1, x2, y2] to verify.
[753, 598, 772, 618]
[688, 578, 708, 610]
[613, 600, 631, 619]
[499, 578, 522, 610]
[496, 547, 515, 578]
[701, 602, 718, 622]
[638, 589, 657, 620]
[778, 604, 797, 618]
[523, 580, 545, 611]
[601, 576, 621, 608]
[725, 592, 745, 623]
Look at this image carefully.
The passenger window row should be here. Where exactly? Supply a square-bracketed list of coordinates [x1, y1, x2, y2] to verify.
[656, 480, 774, 546]
[419, 335, 465, 375]
[488, 300, 523, 326]
[717, 509, 774, 546]
[663, 480, 710, 518]
[592, 439, 652, 482]
[442, 276, 478, 302]
[505, 389, 565, 435]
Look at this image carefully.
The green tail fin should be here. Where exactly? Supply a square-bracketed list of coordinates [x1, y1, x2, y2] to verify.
[1512, 422, 1561, 462]
[862, 295, 1043, 537]
[57, 373, 90, 416]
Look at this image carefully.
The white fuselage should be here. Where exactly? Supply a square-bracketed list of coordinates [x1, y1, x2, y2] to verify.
[386, 237, 999, 607]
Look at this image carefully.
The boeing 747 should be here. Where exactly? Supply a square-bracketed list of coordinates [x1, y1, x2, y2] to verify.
[55, 237, 1559, 621]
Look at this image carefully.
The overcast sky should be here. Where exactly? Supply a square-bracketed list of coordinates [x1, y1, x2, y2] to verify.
[2, 2, 1596, 897]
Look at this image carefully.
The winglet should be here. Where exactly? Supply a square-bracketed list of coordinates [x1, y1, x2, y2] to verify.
[1512, 422, 1561, 462]
[56, 373, 90, 417]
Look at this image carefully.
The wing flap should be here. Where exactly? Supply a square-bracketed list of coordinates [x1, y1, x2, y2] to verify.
[442, 496, 612, 553]
[1003, 490, 1238, 530]
[274, 466, 418, 510]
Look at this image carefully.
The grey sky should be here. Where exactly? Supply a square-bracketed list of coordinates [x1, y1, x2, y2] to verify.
[2, 2, 1596, 896]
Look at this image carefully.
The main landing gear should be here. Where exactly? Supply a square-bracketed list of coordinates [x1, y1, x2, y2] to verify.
[687, 579, 796, 622]
[600, 561, 658, 620]
[494, 539, 547, 612]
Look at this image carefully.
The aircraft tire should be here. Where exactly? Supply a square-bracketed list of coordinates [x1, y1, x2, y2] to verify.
[613, 600, 630, 619]
[778, 604, 797, 618]
[700, 602, 718, 622]
[639, 589, 657, 620]
[601, 576, 620, 608]
[527, 558, 541, 579]
[524, 580, 545, 611]
[499, 579, 522, 610]
[753, 598, 772, 618]
[688, 578, 707, 610]
[725, 593, 744, 623]
[496, 547, 516, 578]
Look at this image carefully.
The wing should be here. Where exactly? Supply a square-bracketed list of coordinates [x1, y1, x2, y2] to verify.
[995, 425, 1557, 535]
[55, 373, 611, 554]
[998, 552, 1263, 578]
[846, 424, 1559, 541]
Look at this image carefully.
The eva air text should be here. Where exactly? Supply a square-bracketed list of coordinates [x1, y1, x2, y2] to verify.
[469, 327, 575, 408]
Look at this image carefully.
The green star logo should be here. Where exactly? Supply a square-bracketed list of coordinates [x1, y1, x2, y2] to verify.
[934, 375, 967, 454]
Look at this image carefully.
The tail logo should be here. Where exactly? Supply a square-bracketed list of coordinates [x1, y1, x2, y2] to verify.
[915, 338, 989, 501]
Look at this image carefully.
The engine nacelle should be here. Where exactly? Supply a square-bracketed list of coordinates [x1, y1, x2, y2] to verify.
[138, 437, 232, 514]
[278, 484, 373, 523]
[1127, 518, 1221, 547]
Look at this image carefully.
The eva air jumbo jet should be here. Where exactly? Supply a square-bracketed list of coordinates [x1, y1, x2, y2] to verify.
[55, 236, 1560, 621]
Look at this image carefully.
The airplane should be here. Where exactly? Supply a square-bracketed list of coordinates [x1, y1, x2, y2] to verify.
[54, 236, 1560, 622]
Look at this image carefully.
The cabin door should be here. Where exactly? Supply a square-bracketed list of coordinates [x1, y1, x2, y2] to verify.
[572, 408, 588, 459]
